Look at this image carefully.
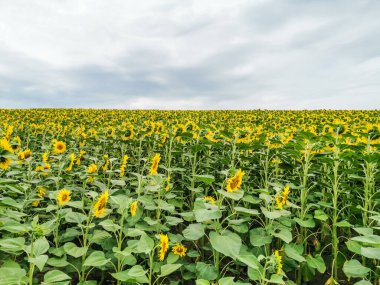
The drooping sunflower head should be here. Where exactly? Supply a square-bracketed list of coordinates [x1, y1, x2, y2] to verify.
[225, 169, 245, 193]
[87, 163, 97, 174]
[130, 200, 138, 217]
[172, 243, 187, 257]
[53, 140, 66, 154]
[149, 153, 161, 175]
[37, 187, 46, 198]
[274, 250, 283, 275]
[0, 138, 13, 154]
[93, 190, 109, 218]
[23, 149, 32, 159]
[158, 233, 169, 261]
[0, 156, 11, 170]
[165, 175, 171, 192]
[57, 189, 71, 206]
[18, 151, 25, 160]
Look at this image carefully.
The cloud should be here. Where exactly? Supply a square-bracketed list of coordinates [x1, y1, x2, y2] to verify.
[0, 0, 379, 109]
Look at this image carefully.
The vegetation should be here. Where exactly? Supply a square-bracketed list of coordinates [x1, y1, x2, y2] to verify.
[0, 109, 379, 285]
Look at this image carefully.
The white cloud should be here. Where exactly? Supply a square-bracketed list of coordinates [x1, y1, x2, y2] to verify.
[0, 0, 379, 109]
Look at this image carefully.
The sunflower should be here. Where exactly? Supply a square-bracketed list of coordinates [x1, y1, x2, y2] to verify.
[42, 152, 49, 163]
[0, 138, 13, 170]
[158, 233, 169, 261]
[65, 153, 75, 172]
[203, 196, 216, 205]
[75, 150, 86, 165]
[87, 163, 97, 174]
[130, 200, 138, 217]
[225, 169, 245, 193]
[57, 189, 71, 206]
[274, 250, 283, 275]
[18, 151, 25, 160]
[275, 186, 290, 209]
[102, 154, 110, 172]
[0, 156, 11, 170]
[23, 149, 32, 159]
[150, 153, 161, 175]
[37, 187, 46, 198]
[93, 190, 109, 218]
[172, 243, 187, 257]
[53, 140, 66, 154]
[165, 175, 171, 191]
[119, 154, 129, 177]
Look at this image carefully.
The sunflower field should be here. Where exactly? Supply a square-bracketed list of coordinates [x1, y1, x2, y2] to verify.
[0, 109, 380, 285]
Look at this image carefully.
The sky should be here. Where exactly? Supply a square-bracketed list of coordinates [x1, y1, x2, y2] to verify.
[0, 0, 379, 109]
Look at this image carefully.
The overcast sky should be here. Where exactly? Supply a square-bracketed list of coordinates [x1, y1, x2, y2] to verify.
[0, 0, 379, 109]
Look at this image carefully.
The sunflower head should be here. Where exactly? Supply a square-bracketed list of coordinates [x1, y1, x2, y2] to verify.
[57, 189, 71, 206]
[0, 156, 12, 170]
[53, 140, 66, 154]
[87, 163, 97, 174]
[93, 190, 109, 218]
[203, 196, 216, 205]
[172, 243, 187, 257]
[23, 149, 32, 159]
[158, 233, 169, 261]
[149, 153, 161, 175]
[225, 169, 245, 192]
[130, 200, 138, 217]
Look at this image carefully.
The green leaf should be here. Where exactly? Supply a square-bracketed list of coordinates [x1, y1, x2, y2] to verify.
[218, 277, 235, 285]
[261, 207, 281, 219]
[194, 208, 222, 223]
[196, 280, 210, 285]
[354, 280, 372, 285]
[0, 265, 27, 285]
[234, 207, 259, 215]
[196, 262, 218, 280]
[353, 228, 373, 236]
[306, 255, 326, 273]
[0, 237, 25, 253]
[361, 247, 380, 259]
[136, 234, 154, 254]
[285, 244, 305, 263]
[63, 242, 87, 258]
[237, 254, 259, 270]
[343, 259, 370, 278]
[272, 228, 292, 243]
[335, 220, 352, 227]
[268, 274, 285, 284]
[47, 257, 69, 268]
[209, 231, 242, 259]
[29, 254, 48, 271]
[99, 219, 121, 232]
[110, 195, 130, 213]
[346, 240, 362, 254]
[83, 251, 111, 267]
[43, 270, 71, 283]
[64, 211, 87, 224]
[90, 230, 112, 244]
[183, 223, 205, 240]
[218, 189, 244, 200]
[249, 228, 272, 247]
[351, 235, 380, 245]
[159, 263, 182, 277]
[294, 217, 315, 228]
[32, 237, 50, 256]
[111, 265, 149, 283]
[314, 210, 328, 221]
[194, 174, 215, 185]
